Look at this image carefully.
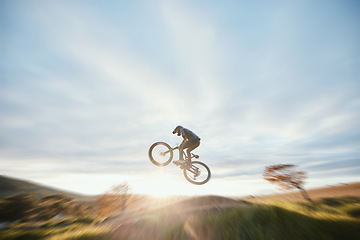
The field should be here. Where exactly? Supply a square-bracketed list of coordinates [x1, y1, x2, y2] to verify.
[1, 182, 360, 239]
[243, 182, 360, 203]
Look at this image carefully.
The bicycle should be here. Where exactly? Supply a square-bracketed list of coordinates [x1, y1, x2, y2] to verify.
[148, 142, 211, 185]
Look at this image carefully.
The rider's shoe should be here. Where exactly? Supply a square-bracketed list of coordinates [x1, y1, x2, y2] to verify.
[173, 160, 185, 166]
[180, 161, 191, 169]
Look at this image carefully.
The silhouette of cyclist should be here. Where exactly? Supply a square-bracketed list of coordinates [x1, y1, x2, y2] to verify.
[172, 126, 200, 165]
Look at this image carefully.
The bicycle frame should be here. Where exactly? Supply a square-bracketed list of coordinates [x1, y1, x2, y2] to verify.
[149, 141, 211, 185]
[162, 146, 199, 162]
[168, 147, 200, 176]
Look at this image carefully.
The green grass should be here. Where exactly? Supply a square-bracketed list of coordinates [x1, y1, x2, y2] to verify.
[0, 226, 113, 240]
[1, 197, 360, 240]
[46, 226, 113, 240]
[189, 200, 360, 240]
[0, 217, 111, 240]
[101, 199, 360, 239]
[0, 227, 64, 240]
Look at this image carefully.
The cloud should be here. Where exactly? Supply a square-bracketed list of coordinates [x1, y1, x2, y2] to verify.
[1, 0, 359, 195]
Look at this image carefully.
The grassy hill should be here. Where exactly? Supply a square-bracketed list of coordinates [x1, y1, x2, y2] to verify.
[105, 193, 360, 239]
[243, 182, 360, 203]
[0, 175, 91, 201]
[1, 178, 360, 240]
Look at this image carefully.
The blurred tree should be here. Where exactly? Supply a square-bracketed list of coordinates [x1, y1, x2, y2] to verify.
[263, 164, 312, 202]
[36, 194, 74, 220]
[95, 183, 131, 217]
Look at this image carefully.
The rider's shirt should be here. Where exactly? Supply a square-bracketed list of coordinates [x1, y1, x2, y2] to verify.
[180, 128, 201, 141]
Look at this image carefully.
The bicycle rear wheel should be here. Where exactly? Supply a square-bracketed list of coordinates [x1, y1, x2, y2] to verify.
[183, 161, 211, 185]
[148, 142, 173, 166]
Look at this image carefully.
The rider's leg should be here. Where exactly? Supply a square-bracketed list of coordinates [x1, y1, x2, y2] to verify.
[173, 143, 186, 165]
[183, 139, 200, 163]
[179, 144, 185, 161]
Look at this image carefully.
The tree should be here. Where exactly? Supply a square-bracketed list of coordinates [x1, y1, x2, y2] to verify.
[36, 194, 74, 220]
[94, 183, 131, 217]
[263, 164, 312, 202]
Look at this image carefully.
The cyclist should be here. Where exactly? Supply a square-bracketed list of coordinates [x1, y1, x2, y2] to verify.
[172, 125, 200, 165]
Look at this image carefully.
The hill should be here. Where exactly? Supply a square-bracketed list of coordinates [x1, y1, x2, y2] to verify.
[243, 182, 360, 203]
[0, 175, 91, 201]
[105, 190, 360, 240]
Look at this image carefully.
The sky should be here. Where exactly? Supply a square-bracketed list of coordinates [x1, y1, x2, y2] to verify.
[1, 0, 359, 197]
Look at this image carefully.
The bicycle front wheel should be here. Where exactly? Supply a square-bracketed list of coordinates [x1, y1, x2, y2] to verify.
[148, 142, 173, 166]
[183, 161, 211, 185]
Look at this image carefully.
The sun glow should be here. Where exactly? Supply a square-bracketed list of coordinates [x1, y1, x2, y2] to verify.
[148, 174, 174, 197]
[133, 171, 182, 197]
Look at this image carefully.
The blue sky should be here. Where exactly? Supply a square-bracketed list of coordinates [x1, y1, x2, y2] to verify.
[1, 0, 359, 197]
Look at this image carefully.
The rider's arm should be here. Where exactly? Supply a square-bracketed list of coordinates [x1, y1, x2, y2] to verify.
[179, 134, 185, 148]
[180, 128, 188, 141]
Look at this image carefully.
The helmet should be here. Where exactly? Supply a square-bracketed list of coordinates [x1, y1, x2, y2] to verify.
[172, 125, 183, 136]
